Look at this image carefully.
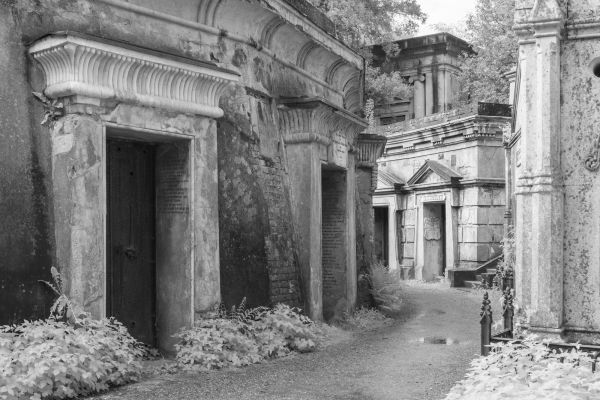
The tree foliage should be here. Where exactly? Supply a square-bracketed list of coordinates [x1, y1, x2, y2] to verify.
[457, 0, 517, 104]
[311, 0, 426, 108]
[314, 0, 426, 48]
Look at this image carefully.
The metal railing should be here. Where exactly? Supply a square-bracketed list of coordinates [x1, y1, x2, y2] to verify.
[480, 289, 600, 372]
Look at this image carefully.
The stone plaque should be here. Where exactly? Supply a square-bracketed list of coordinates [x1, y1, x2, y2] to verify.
[420, 193, 446, 203]
[424, 216, 441, 240]
[157, 152, 189, 214]
[331, 131, 347, 167]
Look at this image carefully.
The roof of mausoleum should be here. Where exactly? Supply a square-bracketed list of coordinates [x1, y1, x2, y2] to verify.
[369, 32, 474, 67]
[371, 102, 512, 155]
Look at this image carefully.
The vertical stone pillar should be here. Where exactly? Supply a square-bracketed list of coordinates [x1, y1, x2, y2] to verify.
[445, 70, 454, 109]
[515, 0, 564, 337]
[411, 75, 426, 118]
[425, 71, 434, 116]
[51, 115, 105, 318]
[387, 201, 399, 271]
[285, 140, 324, 321]
[437, 69, 446, 113]
[345, 154, 357, 314]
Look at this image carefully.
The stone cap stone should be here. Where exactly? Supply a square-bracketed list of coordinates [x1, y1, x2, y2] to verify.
[371, 102, 512, 136]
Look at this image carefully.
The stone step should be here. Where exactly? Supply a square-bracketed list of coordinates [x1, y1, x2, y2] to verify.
[486, 269, 497, 275]
[464, 280, 483, 289]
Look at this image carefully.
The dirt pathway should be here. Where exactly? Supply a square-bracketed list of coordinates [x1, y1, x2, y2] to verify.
[92, 283, 488, 400]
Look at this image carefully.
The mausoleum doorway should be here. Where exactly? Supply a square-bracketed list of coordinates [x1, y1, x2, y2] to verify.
[106, 139, 157, 345]
[105, 128, 193, 349]
[422, 202, 446, 281]
[374, 206, 389, 266]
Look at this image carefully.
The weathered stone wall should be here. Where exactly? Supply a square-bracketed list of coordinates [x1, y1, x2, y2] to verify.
[512, 0, 600, 340]
[559, 0, 600, 335]
[0, 4, 54, 324]
[0, 0, 362, 324]
[218, 92, 301, 308]
[457, 187, 504, 268]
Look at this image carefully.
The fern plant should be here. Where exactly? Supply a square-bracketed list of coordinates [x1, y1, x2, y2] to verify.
[38, 266, 79, 323]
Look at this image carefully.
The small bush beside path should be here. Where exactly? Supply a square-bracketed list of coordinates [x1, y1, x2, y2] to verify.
[445, 337, 600, 400]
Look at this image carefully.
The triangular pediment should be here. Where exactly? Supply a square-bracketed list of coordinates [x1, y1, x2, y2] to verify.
[407, 160, 462, 186]
[531, 0, 563, 22]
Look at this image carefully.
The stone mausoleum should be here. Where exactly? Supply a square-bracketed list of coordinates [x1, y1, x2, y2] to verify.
[372, 104, 511, 282]
[508, 0, 600, 343]
[0, 0, 382, 351]
[369, 33, 473, 124]
[367, 32, 511, 284]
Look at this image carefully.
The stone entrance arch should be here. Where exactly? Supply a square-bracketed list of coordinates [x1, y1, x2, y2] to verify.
[278, 97, 366, 321]
[29, 33, 239, 351]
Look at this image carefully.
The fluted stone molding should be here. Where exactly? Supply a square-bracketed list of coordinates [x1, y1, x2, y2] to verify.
[29, 33, 239, 118]
[355, 133, 387, 168]
[277, 97, 367, 144]
[515, 0, 565, 335]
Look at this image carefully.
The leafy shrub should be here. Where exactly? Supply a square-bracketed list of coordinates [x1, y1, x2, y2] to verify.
[445, 337, 600, 400]
[367, 263, 403, 313]
[0, 315, 144, 400]
[174, 303, 318, 370]
[174, 318, 262, 370]
[342, 307, 392, 331]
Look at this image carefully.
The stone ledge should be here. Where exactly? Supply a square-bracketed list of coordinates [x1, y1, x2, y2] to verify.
[29, 33, 240, 118]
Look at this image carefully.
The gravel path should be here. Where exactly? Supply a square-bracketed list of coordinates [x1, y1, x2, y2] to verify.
[91, 283, 490, 400]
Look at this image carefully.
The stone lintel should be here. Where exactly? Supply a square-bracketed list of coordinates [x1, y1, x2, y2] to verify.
[29, 33, 240, 118]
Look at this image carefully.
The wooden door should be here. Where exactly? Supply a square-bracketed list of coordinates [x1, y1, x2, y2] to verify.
[107, 139, 156, 345]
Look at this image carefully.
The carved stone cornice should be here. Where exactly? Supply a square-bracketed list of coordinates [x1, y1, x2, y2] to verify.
[277, 97, 367, 144]
[29, 33, 240, 118]
[355, 133, 387, 168]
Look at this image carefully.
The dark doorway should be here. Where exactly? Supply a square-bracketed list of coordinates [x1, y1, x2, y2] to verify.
[422, 203, 446, 281]
[107, 139, 156, 345]
[374, 207, 389, 265]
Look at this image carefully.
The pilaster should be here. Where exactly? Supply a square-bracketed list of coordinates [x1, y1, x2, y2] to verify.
[515, 0, 565, 336]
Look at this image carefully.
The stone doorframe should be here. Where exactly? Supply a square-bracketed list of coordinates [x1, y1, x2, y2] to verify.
[29, 32, 239, 351]
[414, 191, 458, 281]
[372, 194, 400, 272]
[277, 97, 366, 321]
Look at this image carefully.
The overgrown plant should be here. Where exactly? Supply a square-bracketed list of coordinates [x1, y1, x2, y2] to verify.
[342, 307, 392, 330]
[493, 229, 515, 289]
[38, 266, 78, 323]
[445, 337, 600, 399]
[0, 269, 147, 399]
[175, 302, 319, 370]
[367, 262, 403, 313]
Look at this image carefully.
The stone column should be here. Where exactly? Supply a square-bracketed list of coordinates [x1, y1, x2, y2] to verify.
[445, 70, 454, 109]
[437, 69, 446, 113]
[285, 139, 324, 321]
[345, 154, 357, 314]
[411, 75, 426, 118]
[425, 71, 434, 116]
[515, 0, 564, 337]
[51, 115, 105, 317]
[387, 201, 399, 271]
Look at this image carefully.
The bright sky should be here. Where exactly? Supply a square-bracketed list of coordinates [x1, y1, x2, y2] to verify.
[416, 0, 478, 35]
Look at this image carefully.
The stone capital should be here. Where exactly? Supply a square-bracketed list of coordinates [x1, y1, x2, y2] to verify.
[29, 33, 240, 118]
[408, 74, 425, 84]
[355, 133, 386, 168]
[277, 97, 367, 142]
